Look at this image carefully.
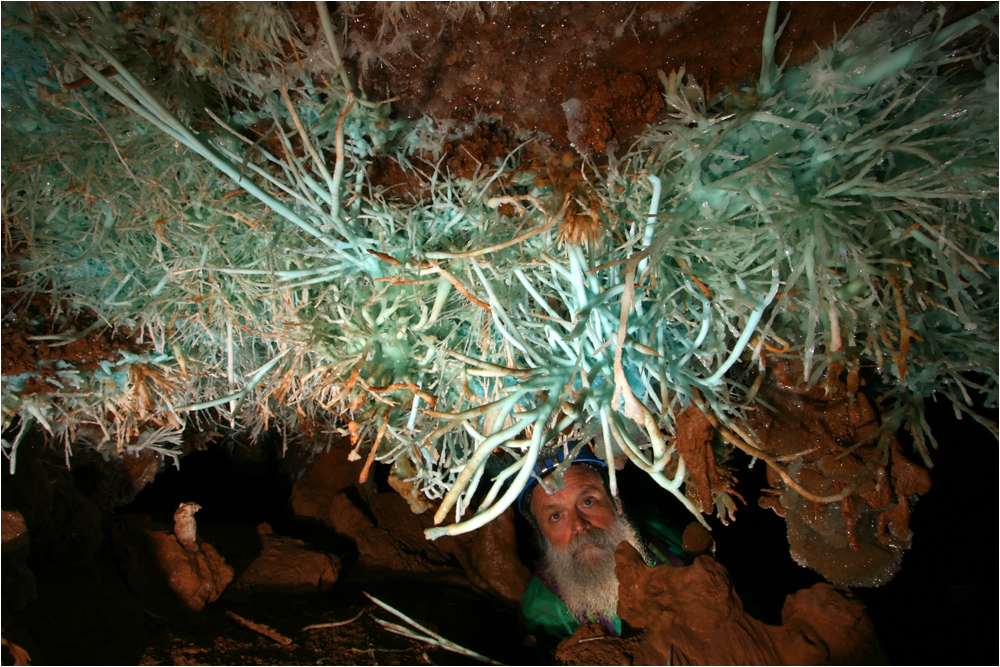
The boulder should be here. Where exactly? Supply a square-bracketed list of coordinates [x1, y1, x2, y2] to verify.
[227, 523, 340, 599]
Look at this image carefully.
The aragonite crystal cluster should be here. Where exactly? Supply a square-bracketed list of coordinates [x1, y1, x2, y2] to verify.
[2, 3, 996, 584]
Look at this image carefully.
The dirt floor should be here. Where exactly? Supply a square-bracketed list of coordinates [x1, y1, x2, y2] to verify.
[2, 2, 996, 665]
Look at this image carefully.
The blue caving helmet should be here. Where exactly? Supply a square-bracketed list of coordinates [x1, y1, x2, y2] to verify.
[517, 446, 608, 518]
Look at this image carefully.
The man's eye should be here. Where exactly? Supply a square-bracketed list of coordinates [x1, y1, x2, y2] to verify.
[582, 497, 594, 507]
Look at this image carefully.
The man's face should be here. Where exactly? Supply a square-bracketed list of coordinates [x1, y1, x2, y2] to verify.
[531, 464, 641, 620]
[531, 464, 617, 553]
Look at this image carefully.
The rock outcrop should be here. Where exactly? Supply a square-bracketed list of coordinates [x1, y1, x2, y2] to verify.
[227, 523, 340, 599]
[556, 542, 887, 665]
[291, 442, 531, 606]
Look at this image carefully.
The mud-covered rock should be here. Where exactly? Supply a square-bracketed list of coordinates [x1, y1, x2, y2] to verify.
[112, 514, 233, 611]
[1, 637, 32, 666]
[291, 444, 530, 605]
[347, 3, 889, 154]
[750, 359, 932, 586]
[71, 446, 163, 510]
[774, 583, 888, 665]
[557, 542, 887, 665]
[556, 622, 634, 665]
[289, 442, 365, 519]
[227, 523, 340, 599]
[452, 507, 532, 606]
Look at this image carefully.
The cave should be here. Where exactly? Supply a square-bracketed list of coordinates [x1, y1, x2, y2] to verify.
[2, 2, 997, 665]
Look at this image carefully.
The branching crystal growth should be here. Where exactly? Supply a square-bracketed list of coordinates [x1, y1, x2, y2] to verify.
[2, 3, 996, 538]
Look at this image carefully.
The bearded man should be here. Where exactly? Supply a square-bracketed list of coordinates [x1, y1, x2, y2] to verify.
[518, 451, 690, 639]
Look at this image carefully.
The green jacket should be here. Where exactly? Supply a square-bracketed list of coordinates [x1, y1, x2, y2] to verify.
[519, 506, 686, 640]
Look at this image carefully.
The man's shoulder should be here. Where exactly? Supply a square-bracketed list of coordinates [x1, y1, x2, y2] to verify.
[630, 504, 685, 541]
[629, 504, 687, 563]
[520, 575, 580, 639]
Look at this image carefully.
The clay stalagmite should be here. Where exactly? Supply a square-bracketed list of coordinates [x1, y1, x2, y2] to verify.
[173, 501, 202, 552]
[114, 509, 234, 612]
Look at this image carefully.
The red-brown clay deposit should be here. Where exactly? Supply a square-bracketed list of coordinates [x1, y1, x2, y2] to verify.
[749, 359, 933, 587]
[555, 543, 887, 665]
[113, 513, 234, 612]
[290, 442, 532, 606]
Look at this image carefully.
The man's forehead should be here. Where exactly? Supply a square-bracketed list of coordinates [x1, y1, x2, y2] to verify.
[532, 464, 607, 506]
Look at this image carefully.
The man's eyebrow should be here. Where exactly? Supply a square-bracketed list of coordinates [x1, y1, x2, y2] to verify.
[537, 498, 564, 511]
[537, 484, 604, 509]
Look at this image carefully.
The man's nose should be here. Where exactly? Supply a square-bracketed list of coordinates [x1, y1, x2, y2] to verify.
[569, 508, 592, 535]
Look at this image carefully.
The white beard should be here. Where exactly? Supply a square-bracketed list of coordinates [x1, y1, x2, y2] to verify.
[543, 514, 644, 621]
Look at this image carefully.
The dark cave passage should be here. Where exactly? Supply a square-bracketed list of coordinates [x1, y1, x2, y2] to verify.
[122, 440, 294, 528]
